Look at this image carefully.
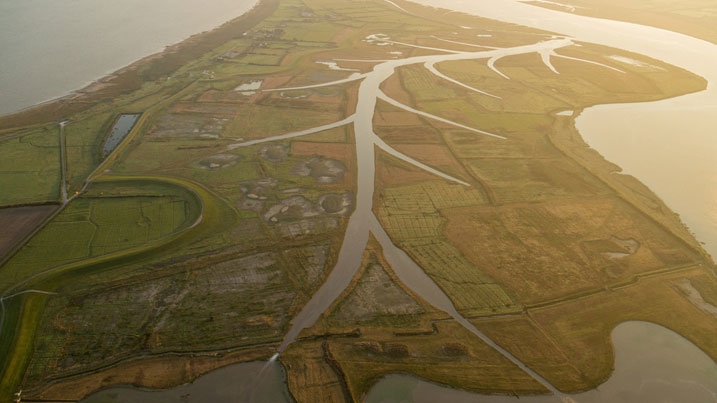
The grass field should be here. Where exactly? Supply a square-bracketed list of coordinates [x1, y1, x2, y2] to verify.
[0, 178, 201, 294]
[0, 126, 61, 206]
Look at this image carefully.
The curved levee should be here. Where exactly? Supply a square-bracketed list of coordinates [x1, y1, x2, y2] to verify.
[0, 174, 234, 400]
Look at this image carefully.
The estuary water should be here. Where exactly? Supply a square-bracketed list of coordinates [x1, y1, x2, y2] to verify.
[367, 321, 717, 402]
[0, 0, 258, 116]
[81, 321, 717, 402]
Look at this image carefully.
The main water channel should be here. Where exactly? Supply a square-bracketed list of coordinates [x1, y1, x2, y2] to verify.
[83, 1, 717, 401]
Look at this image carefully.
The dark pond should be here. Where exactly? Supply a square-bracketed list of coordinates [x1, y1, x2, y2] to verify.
[102, 114, 140, 158]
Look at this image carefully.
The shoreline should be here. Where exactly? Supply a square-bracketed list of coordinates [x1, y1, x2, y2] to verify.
[0, 0, 275, 130]
[403, 0, 717, 263]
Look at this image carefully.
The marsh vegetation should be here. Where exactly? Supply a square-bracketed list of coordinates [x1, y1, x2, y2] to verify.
[0, 0, 715, 401]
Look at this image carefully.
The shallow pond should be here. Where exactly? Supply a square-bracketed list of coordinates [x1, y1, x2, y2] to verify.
[102, 114, 140, 158]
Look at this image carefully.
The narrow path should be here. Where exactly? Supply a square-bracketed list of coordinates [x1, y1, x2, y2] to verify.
[59, 121, 69, 205]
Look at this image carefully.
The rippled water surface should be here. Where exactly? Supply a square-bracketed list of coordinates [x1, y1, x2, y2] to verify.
[0, 0, 257, 116]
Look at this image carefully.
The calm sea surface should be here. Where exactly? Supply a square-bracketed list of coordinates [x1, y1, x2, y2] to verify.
[0, 0, 257, 116]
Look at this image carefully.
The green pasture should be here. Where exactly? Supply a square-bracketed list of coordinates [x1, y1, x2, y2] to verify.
[0, 175, 230, 396]
[465, 157, 610, 204]
[63, 112, 114, 193]
[0, 178, 201, 294]
[0, 126, 61, 206]
[242, 53, 285, 66]
[225, 104, 343, 139]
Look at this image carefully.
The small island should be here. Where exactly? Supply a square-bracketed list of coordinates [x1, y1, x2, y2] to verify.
[0, 0, 715, 401]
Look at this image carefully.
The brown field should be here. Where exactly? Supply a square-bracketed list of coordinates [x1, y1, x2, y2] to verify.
[441, 196, 701, 304]
[444, 128, 560, 159]
[393, 143, 470, 181]
[281, 341, 348, 403]
[167, 101, 242, 117]
[375, 150, 440, 187]
[291, 141, 352, 161]
[379, 71, 414, 107]
[374, 109, 426, 128]
[0, 205, 57, 259]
